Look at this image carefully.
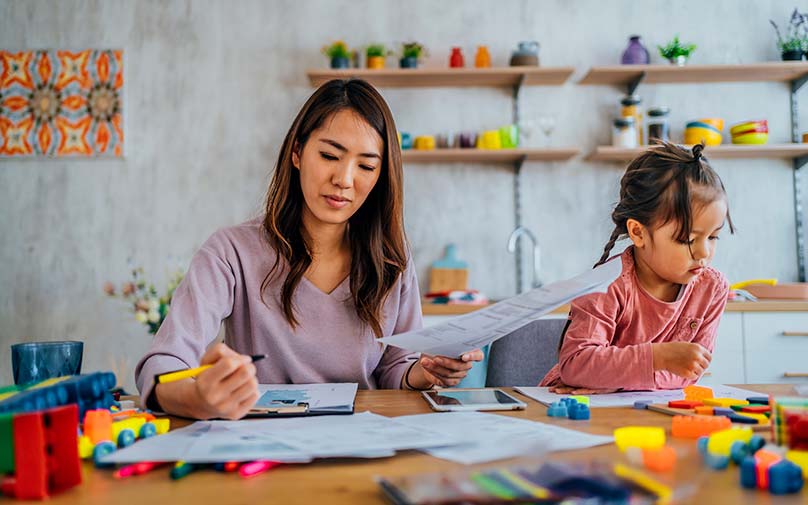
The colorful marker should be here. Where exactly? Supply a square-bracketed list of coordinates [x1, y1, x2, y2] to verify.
[154, 355, 267, 384]
[114, 461, 168, 479]
[238, 460, 281, 478]
[170, 461, 199, 480]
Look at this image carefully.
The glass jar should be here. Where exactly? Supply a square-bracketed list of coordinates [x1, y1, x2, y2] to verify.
[647, 107, 671, 143]
[620, 95, 643, 145]
[613, 117, 638, 148]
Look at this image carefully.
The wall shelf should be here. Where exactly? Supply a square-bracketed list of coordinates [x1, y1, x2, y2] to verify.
[590, 144, 808, 162]
[307, 67, 575, 88]
[403, 148, 579, 163]
[579, 62, 808, 87]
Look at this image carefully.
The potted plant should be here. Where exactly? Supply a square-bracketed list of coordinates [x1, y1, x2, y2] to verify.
[400, 42, 427, 69]
[770, 9, 807, 61]
[322, 40, 351, 69]
[657, 35, 697, 66]
[366, 43, 390, 69]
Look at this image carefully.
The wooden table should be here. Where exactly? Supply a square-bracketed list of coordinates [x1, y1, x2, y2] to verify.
[52, 385, 804, 504]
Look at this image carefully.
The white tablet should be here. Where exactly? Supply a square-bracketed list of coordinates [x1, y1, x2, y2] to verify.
[421, 388, 527, 412]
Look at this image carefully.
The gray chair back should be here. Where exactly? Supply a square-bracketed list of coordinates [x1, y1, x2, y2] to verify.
[485, 317, 568, 387]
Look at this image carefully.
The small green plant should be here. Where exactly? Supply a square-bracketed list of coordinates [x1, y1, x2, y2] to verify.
[657, 35, 697, 60]
[366, 44, 390, 58]
[401, 42, 427, 59]
[322, 40, 351, 59]
[770, 8, 808, 53]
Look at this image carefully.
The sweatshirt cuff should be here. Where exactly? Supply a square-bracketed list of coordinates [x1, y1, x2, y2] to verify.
[638, 342, 656, 389]
[136, 354, 190, 411]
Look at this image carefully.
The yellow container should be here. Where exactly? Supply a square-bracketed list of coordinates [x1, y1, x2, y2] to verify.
[413, 135, 436, 150]
[367, 56, 385, 69]
[698, 118, 724, 131]
[479, 129, 502, 149]
[731, 132, 769, 145]
[684, 127, 722, 146]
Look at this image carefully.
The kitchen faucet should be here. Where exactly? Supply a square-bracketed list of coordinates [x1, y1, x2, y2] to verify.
[507, 226, 542, 292]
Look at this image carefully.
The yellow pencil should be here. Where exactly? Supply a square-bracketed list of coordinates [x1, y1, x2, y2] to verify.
[154, 354, 267, 385]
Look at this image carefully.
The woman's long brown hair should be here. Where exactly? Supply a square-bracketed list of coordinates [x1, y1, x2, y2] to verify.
[261, 79, 407, 337]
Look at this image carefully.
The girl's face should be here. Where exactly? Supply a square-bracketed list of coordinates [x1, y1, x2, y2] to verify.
[292, 109, 383, 230]
[630, 198, 728, 286]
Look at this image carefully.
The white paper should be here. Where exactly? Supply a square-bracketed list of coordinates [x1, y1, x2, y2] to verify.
[102, 412, 455, 464]
[379, 257, 623, 356]
[394, 411, 613, 464]
[515, 384, 766, 408]
[254, 383, 357, 411]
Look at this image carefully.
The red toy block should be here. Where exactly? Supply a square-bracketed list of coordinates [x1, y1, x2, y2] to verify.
[668, 400, 703, 410]
[740, 405, 771, 414]
[44, 404, 81, 493]
[671, 415, 731, 438]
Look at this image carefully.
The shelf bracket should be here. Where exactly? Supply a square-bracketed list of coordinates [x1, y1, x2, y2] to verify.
[791, 79, 807, 281]
[792, 74, 808, 95]
[512, 74, 526, 126]
[626, 71, 646, 96]
[512, 156, 527, 293]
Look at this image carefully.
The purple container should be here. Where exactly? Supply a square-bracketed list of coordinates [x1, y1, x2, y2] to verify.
[621, 36, 650, 65]
[458, 132, 477, 148]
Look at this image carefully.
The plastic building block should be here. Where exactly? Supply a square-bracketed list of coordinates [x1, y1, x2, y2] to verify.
[730, 440, 751, 465]
[668, 400, 703, 409]
[697, 436, 709, 456]
[117, 428, 136, 448]
[732, 412, 768, 424]
[740, 405, 770, 414]
[568, 403, 590, 420]
[93, 441, 116, 469]
[712, 407, 736, 417]
[633, 400, 651, 410]
[786, 450, 808, 478]
[111, 417, 145, 444]
[671, 415, 731, 438]
[558, 397, 578, 408]
[746, 396, 770, 405]
[727, 413, 759, 425]
[641, 446, 676, 472]
[740, 456, 757, 488]
[755, 449, 783, 490]
[684, 385, 714, 401]
[0, 413, 13, 474]
[77, 435, 94, 459]
[614, 426, 665, 452]
[705, 451, 730, 470]
[547, 402, 568, 418]
[568, 395, 589, 406]
[152, 418, 170, 435]
[139, 422, 157, 439]
[83, 409, 113, 445]
[694, 406, 713, 415]
[749, 435, 766, 453]
[707, 427, 753, 456]
[768, 460, 804, 494]
[0, 372, 116, 418]
[703, 398, 749, 408]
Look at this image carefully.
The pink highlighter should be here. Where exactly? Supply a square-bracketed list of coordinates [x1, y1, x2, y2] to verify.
[239, 460, 281, 478]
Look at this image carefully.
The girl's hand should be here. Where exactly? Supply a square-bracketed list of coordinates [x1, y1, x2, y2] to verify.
[549, 383, 619, 395]
[652, 342, 712, 381]
[408, 350, 484, 388]
[191, 343, 260, 420]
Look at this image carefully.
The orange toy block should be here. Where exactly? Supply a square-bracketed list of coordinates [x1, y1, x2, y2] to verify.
[695, 406, 714, 416]
[684, 385, 714, 401]
[671, 415, 732, 438]
[83, 409, 113, 445]
[642, 446, 677, 472]
[755, 449, 782, 490]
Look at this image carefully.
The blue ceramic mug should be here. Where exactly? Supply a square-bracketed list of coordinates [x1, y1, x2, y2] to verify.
[11, 341, 83, 385]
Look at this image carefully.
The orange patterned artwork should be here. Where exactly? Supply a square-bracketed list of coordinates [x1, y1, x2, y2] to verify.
[0, 49, 124, 157]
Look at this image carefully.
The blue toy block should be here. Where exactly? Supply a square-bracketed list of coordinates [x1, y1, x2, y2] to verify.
[559, 398, 578, 407]
[730, 440, 750, 465]
[748, 435, 765, 453]
[740, 456, 757, 489]
[568, 403, 590, 420]
[712, 407, 735, 417]
[0, 372, 116, 418]
[726, 413, 758, 425]
[547, 402, 569, 418]
[705, 452, 730, 470]
[746, 396, 769, 405]
[768, 460, 804, 495]
[697, 436, 709, 456]
[633, 400, 652, 409]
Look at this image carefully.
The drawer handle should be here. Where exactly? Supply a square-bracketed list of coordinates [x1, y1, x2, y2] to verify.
[783, 372, 808, 378]
[702, 372, 713, 377]
[781, 331, 808, 336]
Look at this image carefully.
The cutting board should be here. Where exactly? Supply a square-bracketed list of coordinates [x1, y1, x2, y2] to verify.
[745, 283, 808, 300]
[428, 244, 468, 293]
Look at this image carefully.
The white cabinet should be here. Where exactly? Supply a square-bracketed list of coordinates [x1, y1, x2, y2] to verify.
[702, 312, 745, 385]
[743, 312, 808, 384]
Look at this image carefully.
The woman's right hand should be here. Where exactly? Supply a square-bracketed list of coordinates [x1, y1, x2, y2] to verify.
[652, 342, 712, 381]
[154, 343, 260, 420]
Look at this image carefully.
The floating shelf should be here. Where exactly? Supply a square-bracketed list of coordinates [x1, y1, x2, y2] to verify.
[307, 67, 575, 88]
[402, 148, 579, 163]
[579, 62, 808, 86]
[589, 143, 808, 162]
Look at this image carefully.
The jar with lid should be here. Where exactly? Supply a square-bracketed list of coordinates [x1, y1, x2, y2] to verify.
[613, 117, 638, 148]
[620, 95, 643, 145]
[647, 107, 671, 143]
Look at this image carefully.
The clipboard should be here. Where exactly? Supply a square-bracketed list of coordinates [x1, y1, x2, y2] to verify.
[245, 402, 355, 418]
[245, 383, 357, 418]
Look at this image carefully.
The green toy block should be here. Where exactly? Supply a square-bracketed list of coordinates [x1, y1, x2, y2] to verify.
[0, 413, 14, 474]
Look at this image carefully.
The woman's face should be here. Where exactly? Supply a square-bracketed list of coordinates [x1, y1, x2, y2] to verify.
[292, 109, 383, 230]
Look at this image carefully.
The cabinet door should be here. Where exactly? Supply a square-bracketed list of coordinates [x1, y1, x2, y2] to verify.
[743, 312, 808, 384]
[700, 312, 745, 385]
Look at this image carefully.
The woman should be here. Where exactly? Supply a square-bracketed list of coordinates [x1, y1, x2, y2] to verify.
[135, 79, 483, 420]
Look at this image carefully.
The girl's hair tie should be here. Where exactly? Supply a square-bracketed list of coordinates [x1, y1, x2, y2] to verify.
[692, 143, 704, 162]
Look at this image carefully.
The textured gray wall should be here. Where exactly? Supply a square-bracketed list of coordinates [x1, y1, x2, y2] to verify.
[0, 0, 803, 391]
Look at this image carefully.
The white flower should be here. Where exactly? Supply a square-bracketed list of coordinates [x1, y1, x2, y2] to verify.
[147, 309, 160, 323]
[148, 299, 159, 310]
[135, 311, 148, 323]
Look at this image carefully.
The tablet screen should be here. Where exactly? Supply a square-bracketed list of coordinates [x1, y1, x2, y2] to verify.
[425, 389, 522, 406]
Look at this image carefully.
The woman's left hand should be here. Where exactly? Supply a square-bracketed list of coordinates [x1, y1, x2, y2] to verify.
[416, 350, 484, 388]
[549, 382, 619, 395]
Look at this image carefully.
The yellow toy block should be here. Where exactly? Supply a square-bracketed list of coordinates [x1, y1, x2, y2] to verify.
[786, 450, 808, 478]
[111, 417, 145, 441]
[702, 398, 749, 408]
[568, 395, 590, 406]
[683, 385, 713, 401]
[152, 418, 170, 435]
[614, 426, 665, 452]
[733, 412, 768, 424]
[77, 435, 94, 459]
[707, 427, 753, 456]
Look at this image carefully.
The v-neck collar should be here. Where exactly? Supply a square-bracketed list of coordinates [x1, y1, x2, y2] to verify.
[300, 274, 350, 297]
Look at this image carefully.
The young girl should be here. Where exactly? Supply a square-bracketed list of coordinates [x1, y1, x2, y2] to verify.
[135, 79, 482, 419]
[540, 142, 733, 393]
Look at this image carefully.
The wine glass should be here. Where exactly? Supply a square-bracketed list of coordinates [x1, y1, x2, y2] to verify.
[518, 118, 536, 148]
[537, 116, 556, 147]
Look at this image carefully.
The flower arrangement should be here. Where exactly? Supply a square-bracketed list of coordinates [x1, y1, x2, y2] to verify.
[770, 8, 808, 55]
[322, 40, 351, 60]
[104, 267, 185, 335]
[657, 35, 697, 63]
[401, 42, 427, 60]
